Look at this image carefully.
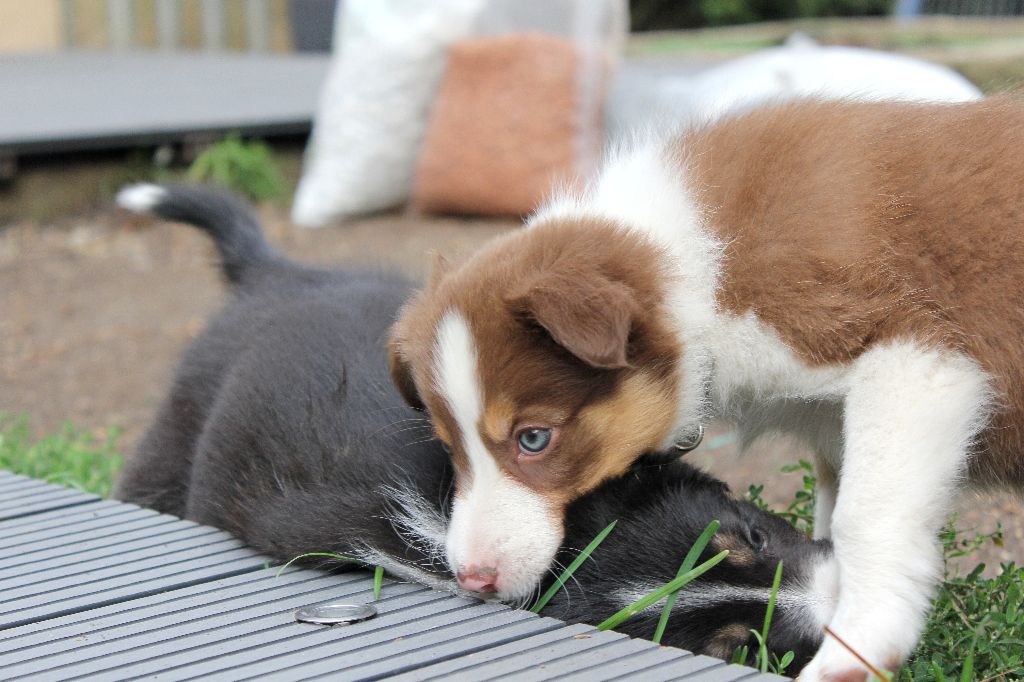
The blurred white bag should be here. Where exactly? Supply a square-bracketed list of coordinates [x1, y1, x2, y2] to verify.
[292, 0, 627, 226]
[292, 0, 483, 227]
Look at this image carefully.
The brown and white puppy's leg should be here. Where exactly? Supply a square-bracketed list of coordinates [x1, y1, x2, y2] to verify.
[800, 341, 992, 681]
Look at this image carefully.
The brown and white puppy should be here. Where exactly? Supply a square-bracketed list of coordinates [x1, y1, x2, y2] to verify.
[389, 96, 1024, 679]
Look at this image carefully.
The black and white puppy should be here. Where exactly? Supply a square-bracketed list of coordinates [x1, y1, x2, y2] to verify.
[114, 184, 835, 668]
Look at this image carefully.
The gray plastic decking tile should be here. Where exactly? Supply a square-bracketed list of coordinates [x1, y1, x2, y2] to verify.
[387, 623, 608, 681]
[549, 645, 694, 681]
[302, 617, 567, 681]
[0, 477, 60, 497]
[4, 580, 432, 679]
[166, 598, 517, 680]
[424, 628, 630, 681]
[0, 569, 317, 653]
[0, 546, 267, 630]
[0, 513, 185, 564]
[612, 656, 735, 682]
[0, 471, 789, 681]
[0, 502, 145, 550]
[493, 637, 660, 681]
[0, 498, 117, 533]
[0, 486, 99, 521]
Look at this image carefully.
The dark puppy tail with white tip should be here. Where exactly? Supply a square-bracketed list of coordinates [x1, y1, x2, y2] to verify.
[117, 183, 277, 285]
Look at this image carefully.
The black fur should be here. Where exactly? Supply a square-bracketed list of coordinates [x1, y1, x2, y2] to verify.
[116, 184, 830, 671]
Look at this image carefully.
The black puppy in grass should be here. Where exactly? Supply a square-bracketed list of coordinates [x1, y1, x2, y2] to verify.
[114, 183, 835, 669]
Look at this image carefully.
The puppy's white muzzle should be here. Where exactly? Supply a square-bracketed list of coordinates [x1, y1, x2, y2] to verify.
[445, 472, 563, 602]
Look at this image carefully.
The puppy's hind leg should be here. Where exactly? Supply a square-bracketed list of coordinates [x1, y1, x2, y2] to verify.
[800, 341, 992, 681]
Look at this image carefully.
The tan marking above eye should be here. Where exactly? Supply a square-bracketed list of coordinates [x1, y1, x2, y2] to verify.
[481, 397, 517, 443]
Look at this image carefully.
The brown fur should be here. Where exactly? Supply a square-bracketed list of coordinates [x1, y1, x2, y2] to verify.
[389, 219, 680, 502]
[684, 96, 1024, 484]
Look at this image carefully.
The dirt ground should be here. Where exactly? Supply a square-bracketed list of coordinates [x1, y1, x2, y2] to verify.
[0, 201, 1020, 572]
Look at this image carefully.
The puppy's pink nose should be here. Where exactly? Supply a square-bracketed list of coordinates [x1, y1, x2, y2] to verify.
[457, 566, 499, 593]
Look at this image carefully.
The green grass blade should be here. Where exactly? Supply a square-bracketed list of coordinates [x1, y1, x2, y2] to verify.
[597, 549, 729, 631]
[652, 519, 721, 644]
[959, 650, 974, 682]
[374, 565, 385, 600]
[530, 519, 618, 614]
[275, 552, 359, 578]
[757, 560, 784, 672]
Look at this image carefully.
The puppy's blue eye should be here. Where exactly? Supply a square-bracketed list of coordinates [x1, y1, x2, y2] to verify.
[517, 428, 552, 454]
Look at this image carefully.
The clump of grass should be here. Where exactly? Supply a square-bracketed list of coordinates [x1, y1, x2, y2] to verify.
[900, 551, 1023, 680]
[0, 415, 122, 497]
[187, 134, 286, 202]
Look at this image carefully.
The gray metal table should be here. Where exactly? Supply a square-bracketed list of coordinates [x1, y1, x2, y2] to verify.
[0, 471, 786, 681]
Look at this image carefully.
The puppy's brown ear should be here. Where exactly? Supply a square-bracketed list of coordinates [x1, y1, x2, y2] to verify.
[507, 270, 638, 369]
[387, 331, 425, 411]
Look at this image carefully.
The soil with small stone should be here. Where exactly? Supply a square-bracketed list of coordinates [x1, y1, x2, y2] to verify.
[1, 204, 1019, 572]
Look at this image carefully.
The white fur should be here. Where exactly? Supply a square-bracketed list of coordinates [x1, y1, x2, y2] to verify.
[379, 482, 448, 562]
[534, 137, 996, 676]
[115, 183, 167, 214]
[433, 311, 563, 601]
[801, 343, 992, 679]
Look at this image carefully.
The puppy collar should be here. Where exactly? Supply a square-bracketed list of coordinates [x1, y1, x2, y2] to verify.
[672, 422, 704, 454]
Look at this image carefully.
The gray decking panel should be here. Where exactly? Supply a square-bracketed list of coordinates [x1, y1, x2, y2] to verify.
[301, 617, 569, 682]
[492, 637, 661, 681]
[0, 472, 789, 680]
[613, 657, 740, 682]
[553, 646, 696, 682]
[0, 520, 232, 577]
[0, 486, 87, 507]
[0, 503, 147, 550]
[0, 549, 267, 630]
[54, 593, 493, 680]
[413, 628, 631, 681]
[174, 595, 485, 681]
[0, 570, 326, 653]
[0, 534, 250, 600]
[0, 487, 99, 520]
[5, 581, 433, 679]
[0, 51, 330, 155]
[386, 623, 608, 681]
[0, 477, 60, 497]
[0, 499, 121, 533]
[168, 599, 522, 680]
[0, 513, 186, 563]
